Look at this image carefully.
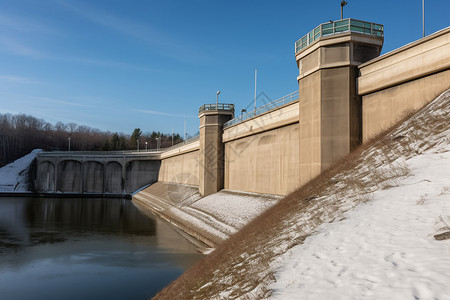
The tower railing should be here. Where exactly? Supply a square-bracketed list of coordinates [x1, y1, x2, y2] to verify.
[198, 103, 235, 114]
[295, 18, 384, 54]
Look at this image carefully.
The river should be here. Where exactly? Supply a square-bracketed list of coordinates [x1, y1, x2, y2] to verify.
[0, 197, 203, 299]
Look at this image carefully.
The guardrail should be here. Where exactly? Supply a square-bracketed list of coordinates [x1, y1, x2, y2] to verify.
[39, 135, 202, 157]
[160, 135, 200, 152]
[38, 150, 163, 157]
[199, 103, 235, 114]
[223, 90, 299, 128]
[295, 18, 383, 54]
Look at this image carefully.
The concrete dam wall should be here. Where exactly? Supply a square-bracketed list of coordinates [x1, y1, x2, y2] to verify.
[36, 23, 450, 198]
[223, 101, 300, 195]
[158, 139, 200, 186]
[359, 27, 450, 141]
[36, 153, 160, 194]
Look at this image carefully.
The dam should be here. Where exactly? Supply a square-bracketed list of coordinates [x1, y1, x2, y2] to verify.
[35, 19, 450, 198]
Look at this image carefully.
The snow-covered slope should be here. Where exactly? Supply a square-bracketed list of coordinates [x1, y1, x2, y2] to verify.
[270, 141, 450, 299]
[0, 149, 41, 192]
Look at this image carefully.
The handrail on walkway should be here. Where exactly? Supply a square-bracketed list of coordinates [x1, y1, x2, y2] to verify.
[223, 90, 299, 128]
[38, 135, 201, 157]
[38, 150, 163, 156]
[160, 135, 200, 152]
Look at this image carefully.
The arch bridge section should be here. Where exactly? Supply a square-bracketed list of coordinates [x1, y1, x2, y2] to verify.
[36, 151, 161, 195]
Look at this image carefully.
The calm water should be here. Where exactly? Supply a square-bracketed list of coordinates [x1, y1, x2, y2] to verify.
[0, 197, 203, 299]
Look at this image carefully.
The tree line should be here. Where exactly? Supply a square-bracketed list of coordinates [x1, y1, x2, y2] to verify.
[0, 113, 184, 167]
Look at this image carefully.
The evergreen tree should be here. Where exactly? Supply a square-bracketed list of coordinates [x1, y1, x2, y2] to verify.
[130, 128, 142, 150]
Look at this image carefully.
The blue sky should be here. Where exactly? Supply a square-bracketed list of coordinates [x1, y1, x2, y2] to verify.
[0, 0, 449, 136]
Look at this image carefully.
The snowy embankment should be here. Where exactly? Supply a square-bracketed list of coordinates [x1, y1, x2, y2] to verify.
[0, 149, 41, 192]
[270, 143, 450, 299]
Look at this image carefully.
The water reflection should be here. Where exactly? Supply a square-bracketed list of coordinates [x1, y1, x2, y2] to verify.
[0, 197, 203, 299]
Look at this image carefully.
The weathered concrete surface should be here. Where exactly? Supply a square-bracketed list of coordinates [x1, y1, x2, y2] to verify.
[199, 110, 234, 196]
[296, 33, 383, 80]
[223, 101, 299, 196]
[57, 160, 82, 193]
[125, 160, 160, 193]
[222, 101, 299, 142]
[36, 152, 160, 194]
[158, 140, 200, 186]
[297, 31, 383, 186]
[36, 160, 55, 192]
[359, 27, 450, 141]
[105, 161, 122, 193]
[225, 124, 300, 196]
[224, 123, 299, 196]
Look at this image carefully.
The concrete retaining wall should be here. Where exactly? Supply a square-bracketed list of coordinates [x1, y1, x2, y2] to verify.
[158, 140, 200, 186]
[359, 27, 450, 141]
[223, 102, 300, 195]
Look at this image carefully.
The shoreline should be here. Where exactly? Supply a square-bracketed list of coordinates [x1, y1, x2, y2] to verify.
[132, 198, 215, 253]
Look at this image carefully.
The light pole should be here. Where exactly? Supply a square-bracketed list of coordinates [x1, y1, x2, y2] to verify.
[254, 68, 257, 110]
[422, 0, 425, 37]
[68, 137, 71, 151]
[216, 90, 220, 109]
[156, 137, 160, 150]
[145, 141, 148, 152]
[340, 1, 348, 20]
[137, 140, 140, 152]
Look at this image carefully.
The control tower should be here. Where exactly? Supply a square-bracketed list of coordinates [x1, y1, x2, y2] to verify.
[295, 18, 384, 185]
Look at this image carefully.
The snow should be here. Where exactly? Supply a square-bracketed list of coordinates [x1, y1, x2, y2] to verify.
[270, 132, 450, 298]
[0, 149, 41, 192]
[133, 185, 281, 246]
[184, 191, 281, 233]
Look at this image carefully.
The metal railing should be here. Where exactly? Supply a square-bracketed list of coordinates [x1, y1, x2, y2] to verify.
[38, 149, 163, 156]
[295, 18, 384, 54]
[39, 136, 201, 157]
[161, 134, 200, 152]
[198, 103, 235, 114]
[223, 90, 299, 128]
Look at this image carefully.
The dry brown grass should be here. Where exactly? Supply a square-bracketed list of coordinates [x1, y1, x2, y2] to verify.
[153, 90, 450, 299]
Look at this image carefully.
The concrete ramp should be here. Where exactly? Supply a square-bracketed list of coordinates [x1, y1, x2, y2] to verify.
[136, 181, 201, 207]
[132, 182, 282, 248]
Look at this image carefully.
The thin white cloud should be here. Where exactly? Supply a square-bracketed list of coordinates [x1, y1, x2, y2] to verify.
[133, 109, 196, 118]
[0, 36, 45, 58]
[0, 13, 56, 34]
[57, 1, 172, 48]
[32, 96, 92, 108]
[0, 34, 160, 72]
[61, 56, 160, 72]
[0, 75, 39, 84]
[56, 0, 208, 63]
